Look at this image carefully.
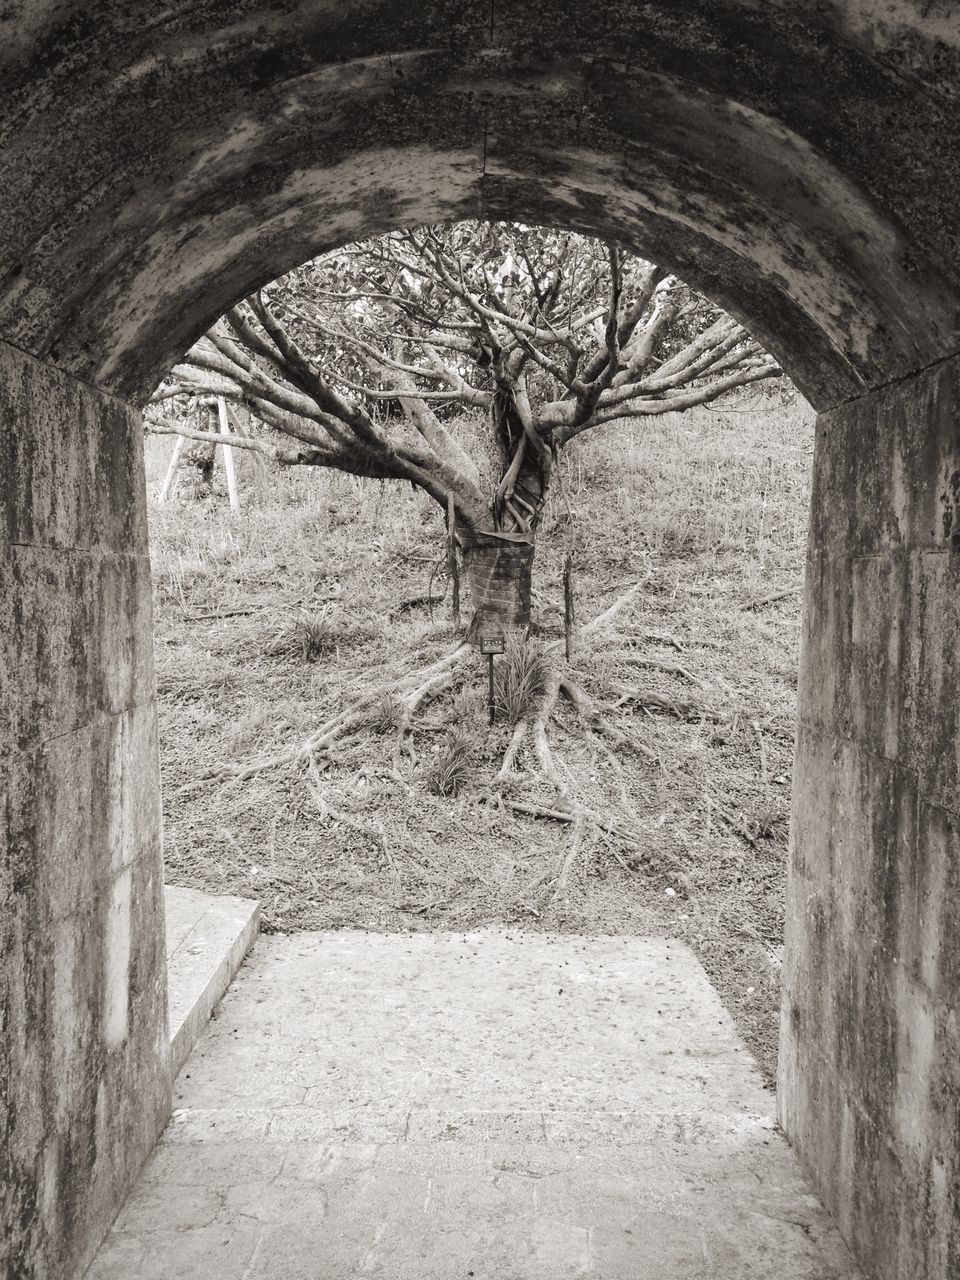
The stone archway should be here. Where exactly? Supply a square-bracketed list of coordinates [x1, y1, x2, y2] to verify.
[2, 6, 959, 1278]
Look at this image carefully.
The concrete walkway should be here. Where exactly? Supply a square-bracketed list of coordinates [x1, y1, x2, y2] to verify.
[88, 932, 859, 1279]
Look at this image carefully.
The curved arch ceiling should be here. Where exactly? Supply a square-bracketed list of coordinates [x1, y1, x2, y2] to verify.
[0, 2, 958, 410]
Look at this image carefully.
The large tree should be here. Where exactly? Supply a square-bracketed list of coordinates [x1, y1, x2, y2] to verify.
[149, 224, 782, 801]
[151, 223, 780, 638]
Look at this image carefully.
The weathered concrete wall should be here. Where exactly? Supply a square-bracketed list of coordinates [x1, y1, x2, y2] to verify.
[780, 354, 960, 1280]
[0, 341, 171, 1279]
[2, 3, 960, 408]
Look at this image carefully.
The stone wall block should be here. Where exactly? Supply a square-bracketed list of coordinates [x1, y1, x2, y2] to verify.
[783, 353, 960, 1280]
[120, 701, 164, 877]
[3, 907, 50, 1160]
[848, 553, 909, 758]
[813, 357, 960, 559]
[4, 548, 100, 748]
[893, 1139, 959, 1280]
[812, 390, 904, 555]
[900, 551, 960, 811]
[784, 748, 907, 1122]
[847, 1109, 907, 1270]
[776, 1027, 853, 1232]
[4, 729, 41, 900]
[806, 411, 858, 555]
[907, 802, 960, 1001]
[92, 392, 149, 553]
[781, 726, 841, 1061]
[831, 939, 899, 1127]
[2, 348, 148, 555]
[796, 551, 852, 736]
[785, 724, 839, 884]
[780, 890, 836, 1064]
[89, 965, 171, 1259]
[1, 340, 169, 1280]
[3, 545, 155, 749]
[36, 728, 99, 924]
[31, 708, 161, 927]
[886, 968, 960, 1280]
[95, 552, 156, 716]
[2, 355, 91, 549]
[1, 908, 53, 1271]
[126, 842, 168, 1008]
[48, 897, 106, 1128]
[888, 358, 960, 554]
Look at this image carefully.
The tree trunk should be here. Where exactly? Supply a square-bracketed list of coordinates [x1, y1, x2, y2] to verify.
[460, 529, 536, 641]
[458, 383, 550, 642]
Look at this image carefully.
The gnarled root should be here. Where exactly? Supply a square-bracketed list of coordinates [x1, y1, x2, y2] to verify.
[559, 678, 658, 762]
[198, 641, 472, 785]
[392, 644, 471, 770]
[494, 580, 657, 792]
[495, 668, 565, 788]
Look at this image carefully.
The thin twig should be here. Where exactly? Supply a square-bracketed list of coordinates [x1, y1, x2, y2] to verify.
[743, 585, 802, 610]
[181, 607, 257, 622]
[622, 656, 699, 683]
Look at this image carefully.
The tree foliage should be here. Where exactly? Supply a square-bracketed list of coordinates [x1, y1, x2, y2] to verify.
[150, 221, 782, 545]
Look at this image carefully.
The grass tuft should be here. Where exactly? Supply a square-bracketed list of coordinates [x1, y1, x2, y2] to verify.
[426, 724, 475, 796]
[295, 610, 337, 662]
[370, 692, 404, 734]
[494, 630, 551, 725]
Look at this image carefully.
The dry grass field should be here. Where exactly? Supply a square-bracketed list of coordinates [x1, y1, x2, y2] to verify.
[147, 392, 814, 1085]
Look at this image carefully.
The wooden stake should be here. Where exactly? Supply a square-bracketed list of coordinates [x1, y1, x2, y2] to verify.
[226, 403, 269, 501]
[447, 493, 460, 625]
[217, 396, 240, 512]
[563, 551, 576, 661]
[158, 434, 187, 502]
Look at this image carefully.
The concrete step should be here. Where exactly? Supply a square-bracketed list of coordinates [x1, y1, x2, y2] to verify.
[91, 930, 862, 1279]
[163, 885, 259, 1075]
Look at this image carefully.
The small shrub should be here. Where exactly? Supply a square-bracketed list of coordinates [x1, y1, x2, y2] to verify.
[494, 630, 551, 726]
[426, 724, 474, 797]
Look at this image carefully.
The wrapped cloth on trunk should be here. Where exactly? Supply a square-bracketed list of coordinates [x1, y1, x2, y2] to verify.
[460, 530, 536, 641]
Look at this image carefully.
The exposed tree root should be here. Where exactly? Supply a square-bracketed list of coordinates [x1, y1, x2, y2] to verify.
[579, 577, 649, 638]
[622, 655, 700, 683]
[712, 800, 759, 848]
[200, 642, 472, 784]
[549, 811, 587, 907]
[496, 719, 529, 783]
[497, 796, 645, 850]
[611, 685, 727, 723]
[194, 581, 658, 848]
[493, 579, 657, 788]
[559, 678, 658, 763]
[495, 668, 565, 787]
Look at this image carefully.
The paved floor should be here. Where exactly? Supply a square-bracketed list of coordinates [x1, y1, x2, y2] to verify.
[88, 932, 860, 1279]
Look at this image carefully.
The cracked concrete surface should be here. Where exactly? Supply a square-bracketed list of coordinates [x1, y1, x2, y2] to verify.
[88, 932, 860, 1279]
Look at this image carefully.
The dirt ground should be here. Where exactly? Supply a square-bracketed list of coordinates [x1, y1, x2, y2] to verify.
[148, 395, 814, 1085]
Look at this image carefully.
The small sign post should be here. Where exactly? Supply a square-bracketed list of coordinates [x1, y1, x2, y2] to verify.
[479, 634, 505, 725]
